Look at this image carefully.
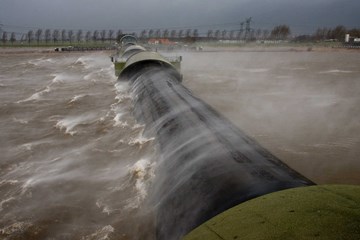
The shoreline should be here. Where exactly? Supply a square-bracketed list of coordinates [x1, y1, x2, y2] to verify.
[0, 47, 114, 55]
[1, 45, 359, 55]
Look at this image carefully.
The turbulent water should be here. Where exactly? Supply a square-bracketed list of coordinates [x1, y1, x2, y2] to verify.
[0, 49, 359, 239]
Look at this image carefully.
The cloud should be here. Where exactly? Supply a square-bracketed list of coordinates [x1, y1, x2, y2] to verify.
[0, 0, 359, 34]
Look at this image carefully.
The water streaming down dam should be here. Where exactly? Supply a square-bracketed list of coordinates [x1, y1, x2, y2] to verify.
[117, 45, 314, 239]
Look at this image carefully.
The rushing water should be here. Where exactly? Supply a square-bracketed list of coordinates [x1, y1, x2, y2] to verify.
[0, 49, 359, 239]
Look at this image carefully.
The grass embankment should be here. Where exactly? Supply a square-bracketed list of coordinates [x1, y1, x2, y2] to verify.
[184, 185, 360, 240]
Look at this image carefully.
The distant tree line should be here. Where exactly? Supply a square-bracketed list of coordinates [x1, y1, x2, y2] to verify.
[295, 25, 360, 42]
[1, 29, 125, 45]
[0, 25, 294, 45]
[2, 25, 360, 45]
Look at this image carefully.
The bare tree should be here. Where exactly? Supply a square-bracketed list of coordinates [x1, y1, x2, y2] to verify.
[76, 30, 83, 43]
[61, 29, 67, 43]
[108, 30, 114, 43]
[193, 29, 199, 38]
[236, 30, 242, 40]
[20, 34, 27, 44]
[178, 30, 183, 38]
[140, 30, 147, 39]
[155, 29, 161, 38]
[255, 29, 262, 40]
[93, 30, 99, 42]
[85, 31, 91, 42]
[214, 30, 220, 39]
[45, 29, 51, 43]
[116, 30, 123, 42]
[27, 30, 34, 44]
[207, 30, 213, 39]
[68, 30, 74, 43]
[2, 31, 7, 45]
[35, 29, 42, 45]
[148, 29, 154, 38]
[229, 30, 235, 40]
[262, 29, 269, 40]
[52, 29, 60, 43]
[170, 30, 176, 38]
[100, 30, 106, 42]
[163, 29, 169, 38]
[185, 29, 192, 37]
[347, 28, 360, 38]
[329, 25, 347, 41]
[10, 32, 16, 44]
[221, 30, 227, 39]
[271, 25, 291, 40]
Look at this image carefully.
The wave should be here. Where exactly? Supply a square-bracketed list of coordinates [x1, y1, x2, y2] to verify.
[74, 56, 94, 69]
[17, 86, 51, 103]
[51, 73, 69, 84]
[113, 113, 129, 128]
[246, 68, 269, 73]
[124, 158, 155, 210]
[55, 113, 98, 135]
[13, 117, 29, 124]
[0, 222, 33, 235]
[28, 57, 54, 66]
[319, 69, 353, 74]
[68, 94, 88, 104]
[115, 81, 129, 94]
[82, 225, 114, 240]
[128, 136, 155, 147]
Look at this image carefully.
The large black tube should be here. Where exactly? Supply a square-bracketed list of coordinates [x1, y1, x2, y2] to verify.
[124, 64, 314, 240]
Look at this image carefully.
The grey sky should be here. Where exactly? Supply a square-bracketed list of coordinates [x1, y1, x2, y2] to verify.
[1, 0, 359, 35]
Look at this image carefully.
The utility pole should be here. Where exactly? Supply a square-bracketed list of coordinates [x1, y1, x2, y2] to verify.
[239, 22, 244, 39]
[244, 17, 252, 41]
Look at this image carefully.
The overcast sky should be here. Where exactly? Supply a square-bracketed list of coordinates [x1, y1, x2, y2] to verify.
[1, 0, 359, 35]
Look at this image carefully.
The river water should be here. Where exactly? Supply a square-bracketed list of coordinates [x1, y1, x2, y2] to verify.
[0, 49, 359, 239]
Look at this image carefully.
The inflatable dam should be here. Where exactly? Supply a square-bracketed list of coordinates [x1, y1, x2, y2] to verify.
[113, 36, 315, 239]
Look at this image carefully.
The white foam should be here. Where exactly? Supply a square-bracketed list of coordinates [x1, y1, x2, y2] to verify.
[17, 86, 51, 103]
[0, 222, 32, 235]
[115, 81, 129, 94]
[128, 136, 155, 147]
[246, 68, 269, 73]
[74, 57, 87, 66]
[0, 197, 15, 212]
[83, 72, 96, 81]
[55, 113, 97, 135]
[0, 180, 19, 185]
[68, 94, 87, 104]
[13, 117, 29, 124]
[113, 113, 129, 127]
[319, 69, 353, 74]
[125, 158, 155, 210]
[74, 57, 93, 69]
[51, 74, 65, 84]
[20, 143, 33, 151]
[28, 57, 54, 66]
[82, 225, 114, 240]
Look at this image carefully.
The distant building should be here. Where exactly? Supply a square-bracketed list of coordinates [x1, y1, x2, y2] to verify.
[148, 38, 175, 45]
[345, 34, 360, 45]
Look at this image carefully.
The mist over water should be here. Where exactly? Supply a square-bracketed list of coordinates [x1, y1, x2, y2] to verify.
[0, 49, 359, 239]
[182, 50, 360, 184]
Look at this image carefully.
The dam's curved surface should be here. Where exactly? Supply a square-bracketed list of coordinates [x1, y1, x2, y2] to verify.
[120, 57, 314, 239]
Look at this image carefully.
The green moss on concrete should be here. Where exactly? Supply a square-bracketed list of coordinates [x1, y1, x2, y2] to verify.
[184, 185, 360, 240]
[114, 62, 126, 76]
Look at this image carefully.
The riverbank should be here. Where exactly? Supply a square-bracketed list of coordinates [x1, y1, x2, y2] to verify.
[1, 44, 359, 55]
